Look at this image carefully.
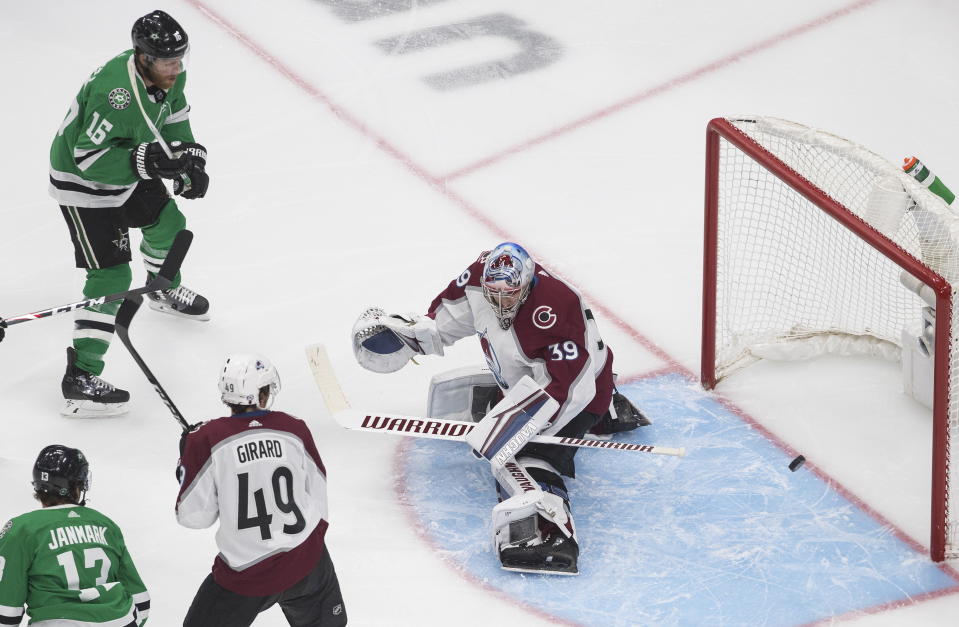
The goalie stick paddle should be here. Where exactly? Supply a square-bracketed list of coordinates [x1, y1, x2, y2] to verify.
[115, 294, 192, 433]
[2, 229, 193, 327]
[305, 344, 685, 458]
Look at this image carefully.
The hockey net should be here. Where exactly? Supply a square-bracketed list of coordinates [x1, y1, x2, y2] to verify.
[701, 116, 959, 561]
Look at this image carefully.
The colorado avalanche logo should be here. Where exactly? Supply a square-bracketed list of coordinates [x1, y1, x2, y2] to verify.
[532, 305, 557, 329]
[477, 329, 508, 389]
[485, 253, 523, 287]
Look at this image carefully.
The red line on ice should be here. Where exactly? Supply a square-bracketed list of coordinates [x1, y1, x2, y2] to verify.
[440, 0, 880, 182]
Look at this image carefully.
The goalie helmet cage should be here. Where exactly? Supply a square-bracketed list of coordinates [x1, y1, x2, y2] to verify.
[701, 116, 959, 562]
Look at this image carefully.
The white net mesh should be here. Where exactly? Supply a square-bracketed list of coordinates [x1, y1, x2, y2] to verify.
[711, 116, 959, 558]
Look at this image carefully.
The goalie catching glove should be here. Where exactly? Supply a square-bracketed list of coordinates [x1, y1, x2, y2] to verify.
[352, 307, 444, 373]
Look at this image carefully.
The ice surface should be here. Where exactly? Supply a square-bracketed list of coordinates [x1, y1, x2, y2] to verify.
[3, 0, 959, 625]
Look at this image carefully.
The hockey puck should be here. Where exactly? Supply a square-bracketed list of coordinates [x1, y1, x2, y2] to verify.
[788, 455, 806, 472]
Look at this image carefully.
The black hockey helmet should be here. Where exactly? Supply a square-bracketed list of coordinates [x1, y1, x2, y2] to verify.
[131, 10, 189, 59]
[32, 445, 90, 503]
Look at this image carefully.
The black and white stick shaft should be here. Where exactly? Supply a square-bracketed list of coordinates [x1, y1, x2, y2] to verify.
[115, 293, 192, 432]
[2, 230, 192, 327]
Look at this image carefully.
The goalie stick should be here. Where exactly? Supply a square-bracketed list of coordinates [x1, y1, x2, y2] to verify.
[305, 344, 685, 458]
[115, 294, 192, 433]
[2, 230, 193, 327]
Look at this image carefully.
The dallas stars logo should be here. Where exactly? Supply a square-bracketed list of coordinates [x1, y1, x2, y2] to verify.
[113, 232, 130, 252]
[108, 87, 131, 110]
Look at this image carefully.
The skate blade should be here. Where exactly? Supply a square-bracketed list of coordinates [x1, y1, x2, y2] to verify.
[500, 563, 579, 576]
[61, 399, 128, 418]
[147, 300, 211, 322]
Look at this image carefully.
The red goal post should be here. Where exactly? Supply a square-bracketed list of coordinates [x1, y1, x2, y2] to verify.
[701, 116, 958, 561]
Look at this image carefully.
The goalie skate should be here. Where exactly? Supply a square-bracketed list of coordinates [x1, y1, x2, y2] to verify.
[589, 391, 650, 437]
[146, 283, 210, 321]
[499, 515, 579, 576]
[61, 348, 129, 418]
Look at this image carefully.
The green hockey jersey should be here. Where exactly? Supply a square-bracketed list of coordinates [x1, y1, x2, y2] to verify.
[49, 50, 195, 209]
[0, 505, 149, 626]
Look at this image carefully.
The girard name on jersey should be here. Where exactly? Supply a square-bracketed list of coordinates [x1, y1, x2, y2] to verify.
[235, 438, 285, 464]
[47, 524, 109, 550]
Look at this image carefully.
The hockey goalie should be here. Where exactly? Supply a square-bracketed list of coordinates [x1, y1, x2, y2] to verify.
[352, 242, 647, 575]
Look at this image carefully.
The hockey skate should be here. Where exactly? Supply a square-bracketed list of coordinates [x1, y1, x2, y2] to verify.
[61, 348, 129, 418]
[499, 514, 579, 575]
[589, 391, 651, 437]
[146, 282, 210, 321]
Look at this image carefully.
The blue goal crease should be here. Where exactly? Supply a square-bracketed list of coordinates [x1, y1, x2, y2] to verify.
[399, 373, 959, 627]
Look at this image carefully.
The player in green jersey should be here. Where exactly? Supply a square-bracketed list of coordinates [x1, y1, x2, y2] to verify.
[0, 445, 150, 626]
[50, 10, 211, 418]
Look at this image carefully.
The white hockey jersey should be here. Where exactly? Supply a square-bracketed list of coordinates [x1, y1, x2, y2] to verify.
[176, 410, 330, 596]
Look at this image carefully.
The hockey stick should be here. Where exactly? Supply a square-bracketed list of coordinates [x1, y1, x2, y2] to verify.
[305, 344, 685, 457]
[2, 230, 193, 328]
[115, 293, 192, 432]
[125, 55, 192, 192]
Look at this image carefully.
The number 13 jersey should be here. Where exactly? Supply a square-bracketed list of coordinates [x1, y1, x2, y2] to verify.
[176, 410, 329, 596]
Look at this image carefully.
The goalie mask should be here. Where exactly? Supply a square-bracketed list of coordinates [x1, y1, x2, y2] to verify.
[482, 242, 535, 330]
[219, 353, 282, 409]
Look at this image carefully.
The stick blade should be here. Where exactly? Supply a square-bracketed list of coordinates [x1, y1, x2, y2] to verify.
[305, 344, 351, 414]
[155, 229, 194, 287]
[115, 293, 144, 332]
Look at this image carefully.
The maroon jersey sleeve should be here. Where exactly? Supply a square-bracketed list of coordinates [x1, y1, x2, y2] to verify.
[427, 252, 487, 316]
[425, 252, 489, 346]
[513, 269, 614, 427]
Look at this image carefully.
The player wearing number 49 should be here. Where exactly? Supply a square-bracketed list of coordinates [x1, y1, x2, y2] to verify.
[0, 445, 150, 626]
[176, 354, 346, 627]
[50, 10, 211, 419]
[353, 242, 648, 575]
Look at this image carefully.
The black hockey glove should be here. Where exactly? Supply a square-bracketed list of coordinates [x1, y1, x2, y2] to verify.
[176, 421, 203, 483]
[132, 141, 187, 180]
[178, 421, 204, 457]
[171, 142, 208, 199]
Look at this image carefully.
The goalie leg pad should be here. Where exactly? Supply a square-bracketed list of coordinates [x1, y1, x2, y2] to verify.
[426, 366, 500, 422]
[465, 375, 558, 468]
[491, 488, 579, 575]
[520, 409, 599, 479]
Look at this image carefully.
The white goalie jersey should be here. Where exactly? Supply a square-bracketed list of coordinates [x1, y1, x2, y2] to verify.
[176, 410, 330, 596]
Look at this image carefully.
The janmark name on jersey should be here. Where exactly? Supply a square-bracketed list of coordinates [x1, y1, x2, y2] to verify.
[236, 439, 284, 464]
[48, 524, 109, 550]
